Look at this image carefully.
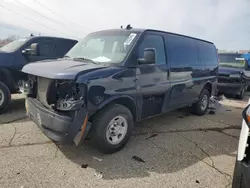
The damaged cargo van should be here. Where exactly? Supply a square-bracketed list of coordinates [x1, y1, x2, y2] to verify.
[21, 27, 218, 153]
[218, 52, 250, 99]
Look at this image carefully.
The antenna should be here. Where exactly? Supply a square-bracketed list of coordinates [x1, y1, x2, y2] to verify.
[126, 24, 132, 30]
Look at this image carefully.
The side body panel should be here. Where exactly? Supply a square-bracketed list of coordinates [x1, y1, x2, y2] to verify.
[76, 67, 138, 119]
[166, 34, 218, 111]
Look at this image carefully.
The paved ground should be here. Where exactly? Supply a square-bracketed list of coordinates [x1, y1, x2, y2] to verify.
[0, 94, 248, 188]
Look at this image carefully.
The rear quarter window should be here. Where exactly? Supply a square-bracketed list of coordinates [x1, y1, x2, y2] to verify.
[197, 41, 218, 66]
[166, 34, 199, 68]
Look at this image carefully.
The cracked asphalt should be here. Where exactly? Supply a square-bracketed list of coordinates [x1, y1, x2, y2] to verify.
[0, 94, 248, 188]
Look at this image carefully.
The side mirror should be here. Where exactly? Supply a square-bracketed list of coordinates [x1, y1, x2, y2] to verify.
[138, 48, 156, 65]
[242, 104, 250, 127]
[22, 43, 39, 56]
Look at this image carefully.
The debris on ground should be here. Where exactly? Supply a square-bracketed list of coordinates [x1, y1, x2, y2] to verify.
[196, 180, 200, 184]
[178, 116, 184, 119]
[209, 96, 222, 112]
[93, 156, 103, 162]
[81, 164, 88, 168]
[132, 155, 145, 163]
[146, 134, 158, 139]
[208, 111, 215, 115]
[94, 172, 103, 179]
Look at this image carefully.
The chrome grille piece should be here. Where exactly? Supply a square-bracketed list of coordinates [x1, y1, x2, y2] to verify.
[37, 77, 52, 108]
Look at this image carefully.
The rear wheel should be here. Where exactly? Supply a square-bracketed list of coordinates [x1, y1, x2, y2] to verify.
[236, 88, 245, 100]
[192, 89, 210, 116]
[91, 104, 134, 154]
[0, 81, 11, 114]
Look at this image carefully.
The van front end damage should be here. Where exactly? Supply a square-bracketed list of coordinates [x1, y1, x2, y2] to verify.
[217, 66, 250, 97]
[22, 77, 91, 145]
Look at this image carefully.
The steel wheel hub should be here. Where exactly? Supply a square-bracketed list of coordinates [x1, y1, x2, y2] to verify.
[201, 95, 208, 111]
[0, 89, 4, 106]
[106, 115, 128, 145]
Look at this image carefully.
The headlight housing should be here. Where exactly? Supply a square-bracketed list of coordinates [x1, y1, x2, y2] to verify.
[18, 80, 34, 94]
[242, 104, 250, 127]
[53, 80, 85, 111]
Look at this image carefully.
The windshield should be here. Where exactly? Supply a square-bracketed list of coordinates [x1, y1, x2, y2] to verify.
[66, 30, 139, 64]
[0, 38, 27, 52]
[219, 53, 245, 68]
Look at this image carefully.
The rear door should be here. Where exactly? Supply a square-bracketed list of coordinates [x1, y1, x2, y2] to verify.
[197, 41, 218, 94]
[166, 34, 201, 109]
[135, 32, 171, 119]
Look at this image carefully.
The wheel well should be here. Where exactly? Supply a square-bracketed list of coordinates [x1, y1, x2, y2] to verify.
[0, 70, 8, 87]
[0, 69, 14, 91]
[89, 97, 137, 122]
[112, 97, 137, 120]
[204, 83, 212, 95]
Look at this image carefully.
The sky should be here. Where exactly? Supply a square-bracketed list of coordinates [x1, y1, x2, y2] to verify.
[0, 0, 250, 50]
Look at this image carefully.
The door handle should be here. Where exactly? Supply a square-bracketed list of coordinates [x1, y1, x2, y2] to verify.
[167, 70, 170, 79]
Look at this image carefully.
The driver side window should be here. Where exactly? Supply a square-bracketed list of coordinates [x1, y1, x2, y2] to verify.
[138, 34, 166, 65]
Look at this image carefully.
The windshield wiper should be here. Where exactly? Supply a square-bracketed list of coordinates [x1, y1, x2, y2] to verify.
[73, 57, 98, 64]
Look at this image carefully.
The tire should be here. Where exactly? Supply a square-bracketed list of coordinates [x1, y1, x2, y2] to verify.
[247, 86, 250, 92]
[0, 81, 11, 114]
[91, 103, 134, 154]
[232, 160, 245, 188]
[192, 89, 210, 116]
[236, 88, 245, 100]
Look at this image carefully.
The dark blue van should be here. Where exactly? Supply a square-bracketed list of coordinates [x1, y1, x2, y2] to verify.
[21, 27, 218, 153]
[0, 36, 77, 113]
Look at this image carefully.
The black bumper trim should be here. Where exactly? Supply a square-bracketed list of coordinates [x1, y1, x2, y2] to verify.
[26, 98, 90, 143]
[217, 83, 244, 94]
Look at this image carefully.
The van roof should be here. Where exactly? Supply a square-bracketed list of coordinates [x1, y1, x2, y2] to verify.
[96, 28, 214, 44]
[218, 52, 243, 55]
[28, 36, 78, 42]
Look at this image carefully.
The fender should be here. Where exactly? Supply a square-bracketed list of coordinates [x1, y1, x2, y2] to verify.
[96, 95, 138, 120]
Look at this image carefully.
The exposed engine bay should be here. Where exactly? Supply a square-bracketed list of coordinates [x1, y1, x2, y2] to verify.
[20, 76, 84, 111]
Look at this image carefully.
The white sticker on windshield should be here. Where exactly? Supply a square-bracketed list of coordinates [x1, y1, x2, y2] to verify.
[92, 56, 111, 62]
[124, 33, 137, 45]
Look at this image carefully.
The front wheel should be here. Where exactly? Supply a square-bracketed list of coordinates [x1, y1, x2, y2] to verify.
[91, 104, 134, 154]
[232, 160, 245, 188]
[0, 81, 11, 114]
[192, 89, 210, 116]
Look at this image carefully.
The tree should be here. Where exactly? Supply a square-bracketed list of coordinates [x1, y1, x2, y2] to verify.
[0, 35, 20, 47]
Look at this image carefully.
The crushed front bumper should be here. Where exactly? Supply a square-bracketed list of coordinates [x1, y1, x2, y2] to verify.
[217, 82, 244, 95]
[26, 97, 91, 145]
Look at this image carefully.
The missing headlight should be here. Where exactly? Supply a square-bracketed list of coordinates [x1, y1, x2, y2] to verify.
[18, 79, 34, 94]
[52, 80, 85, 111]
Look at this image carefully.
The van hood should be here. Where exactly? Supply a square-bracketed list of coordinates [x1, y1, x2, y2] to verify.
[22, 59, 107, 80]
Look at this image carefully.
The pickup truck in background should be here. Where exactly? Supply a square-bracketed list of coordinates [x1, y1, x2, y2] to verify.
[217, 52, 250, 99]
[0, 36, 77, 113]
